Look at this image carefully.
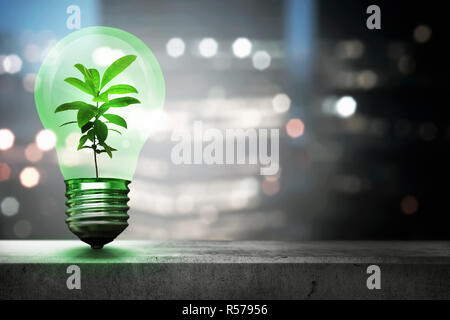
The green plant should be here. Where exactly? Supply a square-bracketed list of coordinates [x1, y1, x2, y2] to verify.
[55, 55, 140, 178]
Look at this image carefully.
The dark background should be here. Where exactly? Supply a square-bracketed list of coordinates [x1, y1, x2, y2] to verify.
[1, 0, 448, 240]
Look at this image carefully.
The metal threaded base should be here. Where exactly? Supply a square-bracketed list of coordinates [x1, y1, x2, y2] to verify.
[65, 178, 131, 249]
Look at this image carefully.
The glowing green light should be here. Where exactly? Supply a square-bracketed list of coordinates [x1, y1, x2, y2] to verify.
[35, 26, 165, 180]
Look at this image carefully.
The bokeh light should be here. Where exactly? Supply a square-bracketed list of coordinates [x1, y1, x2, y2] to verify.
[414, 25, 432, 44]
[401, 195, 419, 215]
[25, 143, 43, 162]
[0, 162, 11, 182]
[198, 38, 218, 58]
[35, 129, 56, 151]
[335, 96, 357, 118]
[60, 147, 82, 167]
[23, 44, 41, 63]
[64, 132, 80, 148]
[22, 73, 37, 92]
[92, 46, 125, 66]
[272, 93, 291, 113]
[252, 50, 271, 70]
[336, 40, 365, 59]
[398, 56, 416, 74]
[262, 179, 280, 196]
[3, 54, 22, 74]
[232, 38, 252, 58]
[19, 167, 40, 188]
[286, 118, 305, 138]
[357, 70, 378, 89]
[0, 128, 15, 150]
[1, 197, 20, 217]
[166, 38, 186, 58]
[14, 219, 32, 238]
[228, 189, 250, 210]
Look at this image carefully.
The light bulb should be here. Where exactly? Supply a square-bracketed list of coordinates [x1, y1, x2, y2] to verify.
[34, 27, 165, 249]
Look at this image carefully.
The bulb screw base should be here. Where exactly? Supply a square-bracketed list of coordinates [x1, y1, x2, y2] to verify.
[65, 178, 131, 249]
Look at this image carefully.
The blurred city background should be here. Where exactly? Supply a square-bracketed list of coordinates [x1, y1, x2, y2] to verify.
[1, 0, 448, 240]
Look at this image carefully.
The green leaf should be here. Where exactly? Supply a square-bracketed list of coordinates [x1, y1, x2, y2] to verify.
[81, 122, 94, 133]
[87, 129, 95, 142]
[77, 104, 97, 128]
[89, 68, 100, 90]
[55, 101, 91, 113]
[97, 105, 109, 116]
[74, 64, 97, 94]
[98, 97, 141, 115]
[59, 121, 77, 128]
[100, 142, 117, 159]
[74, 63, 88, 75]
[92, 92, 109, 103]
[64, 77, 95, 96]
[77, 135, 88, 150]
[109, 128, 122, 135]
[94, 119, 108, 143]
[105, 84, 138, 95]
[100, 55, 137, 89]
[105, 97, 141, 107]
[103, 114, 127, 128]
[104, 145, 113, 158]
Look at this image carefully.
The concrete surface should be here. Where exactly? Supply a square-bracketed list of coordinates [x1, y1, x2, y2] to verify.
[1, 240, 450, 299]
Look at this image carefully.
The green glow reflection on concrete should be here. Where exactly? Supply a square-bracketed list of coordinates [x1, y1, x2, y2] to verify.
[60, 246, 137, 263]
[0, 240, 156, 264]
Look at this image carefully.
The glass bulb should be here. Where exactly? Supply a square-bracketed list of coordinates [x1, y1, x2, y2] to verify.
[34, 27, 165, 249]
[35, 26, 165, 180]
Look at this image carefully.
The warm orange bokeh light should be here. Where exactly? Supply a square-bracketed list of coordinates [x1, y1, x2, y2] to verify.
[19, 167, 40, 188]
[0, 162, 11, 182]
[286, 118, 305, 138]
[401, 195, 419, 215]
[25, 143, 43, 163]
[262, 179, 280, 196]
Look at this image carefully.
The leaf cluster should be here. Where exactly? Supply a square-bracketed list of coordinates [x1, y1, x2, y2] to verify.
[55, 55, 140, 158]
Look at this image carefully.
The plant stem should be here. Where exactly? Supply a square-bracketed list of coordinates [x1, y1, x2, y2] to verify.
[93, 140, 99, 178]
[94, 100, 99, 178]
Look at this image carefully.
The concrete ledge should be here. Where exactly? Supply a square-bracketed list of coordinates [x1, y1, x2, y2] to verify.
[1, 241, 450, 299]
